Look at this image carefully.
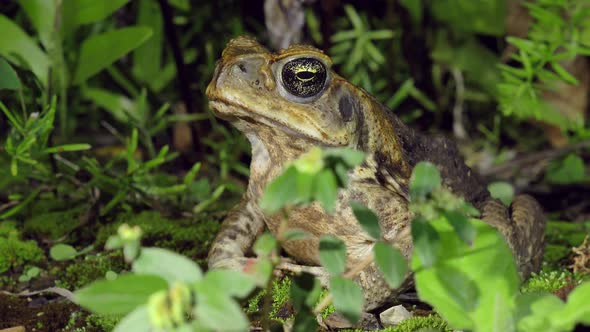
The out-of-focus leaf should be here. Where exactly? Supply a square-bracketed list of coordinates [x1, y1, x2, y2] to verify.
[350, 201, 381, 240]
[545, 154, 586, 184]
[374, 242, 407, 289]
[431, 0, 506, 36]
[315, 169, 338, 213]
[18, 0, 55, 47]
[488, 182, 515, 206]
[133, 0, 163, 84]
[0, 57, 21, 90]
[410, 162, 441, 201]
[411, 217, 440, 268]
[74, 27, 153, 84]
[194, 287, 249, 331]
[253, 233, 277, 256]
[0, 15, 49, 85]
[75, 274, 167, 315]
[49, 244, 78, 261]
[319, 235, 347, 275]
[132, 247, 202, 284]
[112, 306, 151, 332]
[329, 276, 364, 324]
[74, 0, 131, 25]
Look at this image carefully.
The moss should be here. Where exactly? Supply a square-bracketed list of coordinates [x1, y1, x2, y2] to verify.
[543, 244, 571, 269]
[521, 270, 572, 293]
[385, 314, 451, 332]
[55, 252, 125, 290]
[61, 311, 119, 332]
[96, 211, 220, 261]
[545, 221, 590, 248]
[0, 233, 44, 274]
[24, 207, 84, 240]
[0, 221, 19, 238]
[245, 277, 293, 321]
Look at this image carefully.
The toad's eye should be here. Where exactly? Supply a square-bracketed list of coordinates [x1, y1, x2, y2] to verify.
[281, 58, 327, 98]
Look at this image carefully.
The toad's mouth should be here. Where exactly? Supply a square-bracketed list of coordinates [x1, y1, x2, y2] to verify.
[208, 99, 345, 147]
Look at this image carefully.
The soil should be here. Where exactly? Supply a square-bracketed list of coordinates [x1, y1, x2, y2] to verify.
[0, 293, 82, 332]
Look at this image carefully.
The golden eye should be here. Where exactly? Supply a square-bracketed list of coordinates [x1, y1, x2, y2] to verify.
[281, 58, 327, 98]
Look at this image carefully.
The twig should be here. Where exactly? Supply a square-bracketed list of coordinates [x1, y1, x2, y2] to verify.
[157, 0, 203, 158]
[479, 139, 590, 179]
[451, 68, 467, 140]
[1, 287, 76, 302]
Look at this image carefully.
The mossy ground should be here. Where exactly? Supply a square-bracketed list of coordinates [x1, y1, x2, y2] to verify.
[0, 189, 587, 332]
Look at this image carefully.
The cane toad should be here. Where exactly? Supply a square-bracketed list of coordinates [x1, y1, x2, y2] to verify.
[206, 36, 545, 316]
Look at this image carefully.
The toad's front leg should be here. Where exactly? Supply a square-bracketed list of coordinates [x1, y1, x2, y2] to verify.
[207, 200, 266, 271]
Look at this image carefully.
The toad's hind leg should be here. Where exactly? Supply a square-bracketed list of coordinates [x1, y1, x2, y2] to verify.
[481, 195, 546, 278]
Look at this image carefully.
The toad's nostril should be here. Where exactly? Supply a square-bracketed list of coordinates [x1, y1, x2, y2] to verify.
[238, 63, 247, 73]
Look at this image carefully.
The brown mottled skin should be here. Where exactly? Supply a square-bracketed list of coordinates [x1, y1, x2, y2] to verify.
[206, 36, 546, 312]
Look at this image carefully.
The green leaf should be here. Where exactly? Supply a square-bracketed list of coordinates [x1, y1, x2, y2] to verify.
[132, 0, 163, 84]
[324, 147, 366, 167]
[413, 218, 520, 331]
[546, 154, 586, 184]
[319, 236, 347, 275]
[350, 201, 381, 240]
[194, 286, 249, 331]
[550, 282, 590, 330]
[113, 306, 152, 332]
[293, 310, 319, 332]
[18, 0, 55, 46]
[74, 0, 132, 25]
[75, 274, 168, 315]
[74, 26, 153, 84]
[0, 57, 21, 90]
[315, 169, 338, 213]
[488, 182, 514, 206]
[291, 273, 322, 311]
[50, 244, 78, 261]
[260, 166, 300, 213]
[411, 218, 440, 268]
[83, 87, 135, 123]
[410, 162, 442, 201]
[551, 62, 579, 85]
[515, 292, 564, 331]
[329, 276, 364, 324]
[199, 269, 256, 299]
[283, 229, 309, 241]
[373, 242, 407, 289]
[430, 0, 506, 36]
[399, 0, 422, 25]
[253, 233, 277, 256]
[44, 144, 91, 154]
[132, 247, 202, 284]
[442, 211, 477, 245]
[0, 15, 49, 85]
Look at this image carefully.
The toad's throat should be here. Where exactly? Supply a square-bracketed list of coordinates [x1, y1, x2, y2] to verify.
[209, 99, 345, 147]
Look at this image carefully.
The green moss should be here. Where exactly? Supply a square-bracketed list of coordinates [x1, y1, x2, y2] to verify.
[55, 252, 125, 290]
[245, 277, 293, 321]
[24, 207, 84, 240]
[96, 211, 220, 260]
[385, 314, 451, 332]
[0, 233, 44, 274]
[61, 311, 119, 332]
[521, 270, 572, 293]
[543, 244, 571, 269]
[0, 220, 19, 238]
[545, 221, 590, 248]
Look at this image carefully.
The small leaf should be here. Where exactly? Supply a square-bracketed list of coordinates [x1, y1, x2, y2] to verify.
[324, 148, 366, 167]
[132, 247, 202, 284]
[75, 274, 168, 315]
[410, 162, 442, 200]
[200, 270, 256, 299]
[245, 257, 273, 287]
[315, 169, 338, 213]
[292, 310, 319, 332]
[0, 57, 20, 90]
[374, 242, 408, 289]
[442, 211, 477, 245]
[113, 305, 151, 332]
[75, 0, 132, 25]
[291, 272, 322, 311]
[350, 201, 381, 239]
[253, 233, 277, 257]
[546, 154, 586, 184]
[411, 217, 440, 268]
[488, 182, 514, 206]
[50, 244, 78, 261]
[194, 287, 249, 331]
[319, 236, 347, 275]
[436, 267, 479, 312]
[329, 276, 364, 324]
[74, 27, 153, 84]
[44, 143, 91, 154]
[260, 166, 300, 213]
[283, 229, 309, 241]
